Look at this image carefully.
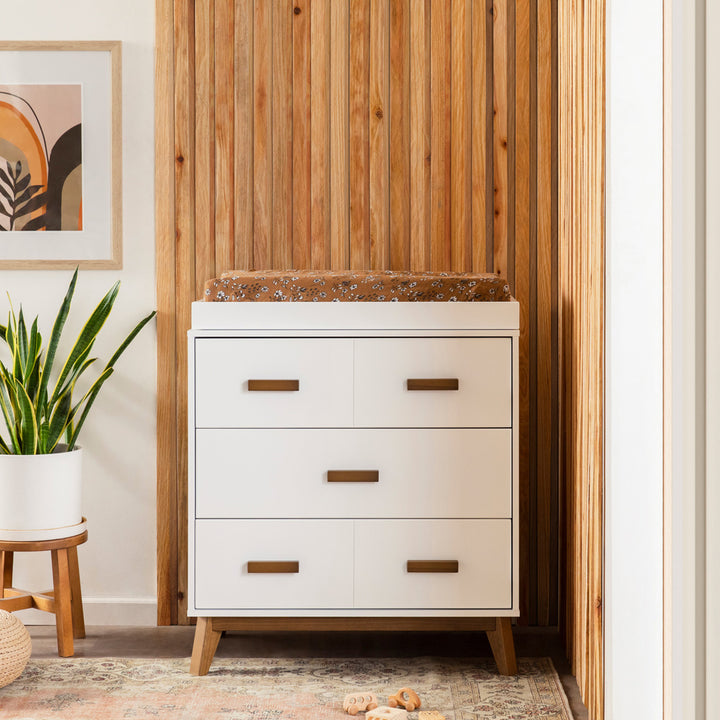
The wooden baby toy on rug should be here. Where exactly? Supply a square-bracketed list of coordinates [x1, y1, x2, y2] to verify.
[388, 688, 422, 712]
[343, 693, 379, 715]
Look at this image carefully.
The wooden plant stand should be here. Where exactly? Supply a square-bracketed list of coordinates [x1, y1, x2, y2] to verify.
[0, 530, 87, 657]
[190, 616, 517, 677]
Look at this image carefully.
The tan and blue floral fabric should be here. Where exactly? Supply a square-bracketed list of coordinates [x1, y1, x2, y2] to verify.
[203, 270, 512, 302]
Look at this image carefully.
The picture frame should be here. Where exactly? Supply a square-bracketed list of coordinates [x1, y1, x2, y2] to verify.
[0, 41, 122, 269]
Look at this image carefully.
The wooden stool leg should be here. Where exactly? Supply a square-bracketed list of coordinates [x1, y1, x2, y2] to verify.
[190, 617, 222, 676]
[51, 548, 75, 657]
[486, 617, 517, 675]
[67, 546, 86, 639]
[0, 550, 13, 596]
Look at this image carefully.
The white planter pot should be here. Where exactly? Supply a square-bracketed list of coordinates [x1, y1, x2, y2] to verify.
[0, 446, 83, 541]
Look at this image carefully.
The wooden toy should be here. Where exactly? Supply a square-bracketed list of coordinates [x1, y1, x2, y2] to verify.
[343, 692, 379, 715]
[388, 688, 422, 712]
[419, 712, 445, 720]
[367, 707, 408, 720]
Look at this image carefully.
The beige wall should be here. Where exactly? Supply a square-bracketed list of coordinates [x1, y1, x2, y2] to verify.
[0, 0, 156, 624]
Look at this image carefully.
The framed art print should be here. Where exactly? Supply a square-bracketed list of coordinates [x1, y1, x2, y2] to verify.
[0, 41, 121, 269]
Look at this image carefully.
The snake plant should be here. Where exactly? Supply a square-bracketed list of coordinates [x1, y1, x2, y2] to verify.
[0, 269, 155, 454]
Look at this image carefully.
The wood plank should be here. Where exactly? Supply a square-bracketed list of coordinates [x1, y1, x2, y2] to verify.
[235, 0, 254, 270]
[51, 549, 74, 657]
[194, 0, 215, 295]
[215, 0, 235, 275]
[292, 0, 312, 269]
[492, 0, 508, 280]
[67, 546, 85, 639]
[450, 0, 471, 271]
[330, 0, 350, 269]
[272, 0, 293, 269]
[536, 0, 553, 628]
[253, 0, 272, 269]
[429, 0, 451, 269]
[349, 0, 371, 270]
[515, 0, 531, 626]
[409, 0, 431, 271]
[369, 0, 390, 269]
[471, 0, 487, 273]
[310, 0, 331, 269]
[390, 0, 411, 270]
[155, 0, 177, 628]
[173, 0, 195, 625]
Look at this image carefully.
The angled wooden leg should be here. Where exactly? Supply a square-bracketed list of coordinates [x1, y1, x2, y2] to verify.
[486, 617, 517, 675]
[51, 548, 75, 657]
[0, 550, 13, 596]
[67, 546, 86, 639]
[190, 617, 222, 675]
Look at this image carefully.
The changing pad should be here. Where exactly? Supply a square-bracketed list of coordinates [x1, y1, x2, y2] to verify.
[203, 270, 512, 303]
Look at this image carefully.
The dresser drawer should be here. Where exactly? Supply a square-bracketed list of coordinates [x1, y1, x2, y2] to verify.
[195, 428, 512, 519]
[354, 338, 512, 427]
[353, 520, 512, 609]
[194, 338, 353, 428]
[194, 520, 354, 609]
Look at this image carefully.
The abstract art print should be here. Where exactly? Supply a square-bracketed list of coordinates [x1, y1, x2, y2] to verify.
[0, 84, 83, 232]
[0, 42, 121, 269]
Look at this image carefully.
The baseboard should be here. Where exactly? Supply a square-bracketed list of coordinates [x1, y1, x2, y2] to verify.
[16, 597, 158, 626]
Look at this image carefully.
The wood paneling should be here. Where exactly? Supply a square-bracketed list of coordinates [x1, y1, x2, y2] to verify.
[157, 0, 560, 631]
[558, 0, 604, 718]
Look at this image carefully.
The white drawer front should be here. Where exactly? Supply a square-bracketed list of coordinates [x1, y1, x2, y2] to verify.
[354, 338, 512, 428]
[353, 520, 512, 609]
[194, 338, 354, 428]
[194, 520, 353, 609]
[195, 428, 512, 519]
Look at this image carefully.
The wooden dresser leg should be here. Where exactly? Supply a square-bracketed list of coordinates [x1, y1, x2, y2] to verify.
[486, 617, 517, 675]
[51, 548, 75, 657]
[0, 551, 13, 596]
[67, 546, 86, 639]
[190, 617, 222, 676]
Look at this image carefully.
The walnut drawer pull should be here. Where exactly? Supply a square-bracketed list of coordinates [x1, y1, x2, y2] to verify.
[406, 378, 459, 391]
[247, 561, 300, 574]
[406, 560, 459, 573]
[327, 470, 379, 483]
[247, 379, 300, 391]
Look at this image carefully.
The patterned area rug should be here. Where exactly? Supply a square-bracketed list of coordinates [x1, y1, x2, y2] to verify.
[0, 657, 573, 720]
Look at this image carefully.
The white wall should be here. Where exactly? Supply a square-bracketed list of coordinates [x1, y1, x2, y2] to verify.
[0, 1, 156, 624]
[606, 0, 664, 717]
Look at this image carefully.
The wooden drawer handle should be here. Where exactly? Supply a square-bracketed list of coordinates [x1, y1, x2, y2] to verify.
[247, 379, 300, 391]
[327, 470, 379, 483]
[406, 378, 459, 391]
[247, 561, 299, 573]
[406, 560, 459, 573]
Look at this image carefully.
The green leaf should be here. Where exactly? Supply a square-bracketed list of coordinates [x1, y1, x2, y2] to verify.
[0, 376, 20, 454]
[0, 434, 11, 454]
[66, 367, 114, 451]
[49, 281, 120, 407]
[105, 311, 156, 369]
[46, 389, 73, 452]
[37, 268, 78, 414]
[0, 323, 6, 341]
[17, 308, 28, 372]
[11, 378, 37, 454]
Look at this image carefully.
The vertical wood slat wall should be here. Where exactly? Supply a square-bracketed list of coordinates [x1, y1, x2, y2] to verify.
[558, 0, 604, 718]
[156, 0, 558, 627]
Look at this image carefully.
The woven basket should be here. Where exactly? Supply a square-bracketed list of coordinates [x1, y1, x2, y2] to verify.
[0, 610, 32, 688]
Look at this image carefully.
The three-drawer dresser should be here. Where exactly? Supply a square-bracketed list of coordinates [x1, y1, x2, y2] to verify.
[188, 271, 519, 676]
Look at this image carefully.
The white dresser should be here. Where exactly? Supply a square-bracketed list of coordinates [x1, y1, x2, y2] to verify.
[188, 300, 519, 675]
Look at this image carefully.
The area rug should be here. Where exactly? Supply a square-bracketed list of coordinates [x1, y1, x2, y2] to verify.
[0, 657, 573, 720]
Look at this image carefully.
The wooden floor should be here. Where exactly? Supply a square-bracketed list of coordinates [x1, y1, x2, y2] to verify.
[26, 625, 588, 719]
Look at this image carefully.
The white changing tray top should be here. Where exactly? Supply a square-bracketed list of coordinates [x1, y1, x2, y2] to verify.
[191, 300, 519, 332]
